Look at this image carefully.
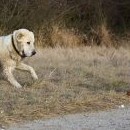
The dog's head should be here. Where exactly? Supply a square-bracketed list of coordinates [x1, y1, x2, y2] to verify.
[13, 29, 36, 57]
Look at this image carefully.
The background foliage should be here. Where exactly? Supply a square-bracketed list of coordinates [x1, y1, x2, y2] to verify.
[0, 0, 129, 46]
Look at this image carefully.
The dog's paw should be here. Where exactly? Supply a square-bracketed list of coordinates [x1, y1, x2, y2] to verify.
[15, 84, 22, 88]
[32, 74, 38, 80]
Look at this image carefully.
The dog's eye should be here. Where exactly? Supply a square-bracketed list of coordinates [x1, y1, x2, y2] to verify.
[27, 42, 30, 45]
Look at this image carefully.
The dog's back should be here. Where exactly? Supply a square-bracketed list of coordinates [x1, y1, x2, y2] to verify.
[0, 35, 12, 56]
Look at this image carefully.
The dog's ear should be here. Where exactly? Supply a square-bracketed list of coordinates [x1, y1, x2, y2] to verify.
[16, 32, 24, 41]
[13, 30, 24, 42]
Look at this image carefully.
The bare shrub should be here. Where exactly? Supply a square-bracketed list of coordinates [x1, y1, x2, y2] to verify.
[0, 0, 129, 47]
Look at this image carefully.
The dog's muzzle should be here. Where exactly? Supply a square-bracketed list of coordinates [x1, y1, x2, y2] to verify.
[21, 50, 27, 58]
[21, 50, 36, 58]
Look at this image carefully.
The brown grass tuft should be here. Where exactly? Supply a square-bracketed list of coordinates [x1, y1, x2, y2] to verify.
[100, 23, 112, 46]
[51, 25, 87, 47]
[88, 22, 113, 46]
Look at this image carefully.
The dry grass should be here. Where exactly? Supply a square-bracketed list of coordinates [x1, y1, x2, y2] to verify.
[89, 23, 113, 47]
[35, 25, 87, 47]
[0, 46, 130, 126]
[51, 26, 87, 47]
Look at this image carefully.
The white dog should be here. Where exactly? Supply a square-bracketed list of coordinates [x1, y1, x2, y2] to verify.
[0, 29, 38, 88]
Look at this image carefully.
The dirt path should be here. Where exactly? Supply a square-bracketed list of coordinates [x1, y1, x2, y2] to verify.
[6, 106, 130, 130]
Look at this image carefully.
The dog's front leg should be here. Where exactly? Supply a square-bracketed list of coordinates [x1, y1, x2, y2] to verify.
[16, 63, 38, 80]
[3, 67, 22, 88]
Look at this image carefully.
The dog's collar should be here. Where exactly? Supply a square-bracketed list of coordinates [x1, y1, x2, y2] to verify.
[11, 35, 22, 57]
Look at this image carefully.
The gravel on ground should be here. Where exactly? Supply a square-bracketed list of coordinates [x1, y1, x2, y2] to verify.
[6, 106, 130, 130]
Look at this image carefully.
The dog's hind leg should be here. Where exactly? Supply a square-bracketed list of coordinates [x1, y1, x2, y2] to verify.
[16, 63, 38, 80]
[3, 67, 22, 88]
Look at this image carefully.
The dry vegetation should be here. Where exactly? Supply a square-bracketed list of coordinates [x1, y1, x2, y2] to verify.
[0, 47, 130, 126]
[0, 0, 129, 47]
[0, 0, 130, 127]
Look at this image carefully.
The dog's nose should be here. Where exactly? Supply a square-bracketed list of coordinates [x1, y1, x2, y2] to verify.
[32, 51, 36, 55]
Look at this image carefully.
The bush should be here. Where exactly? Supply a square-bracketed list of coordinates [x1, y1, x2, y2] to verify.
[0, 0, 129, 47]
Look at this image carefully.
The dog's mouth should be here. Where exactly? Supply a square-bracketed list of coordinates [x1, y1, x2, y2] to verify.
[21, 50, 36, 58]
